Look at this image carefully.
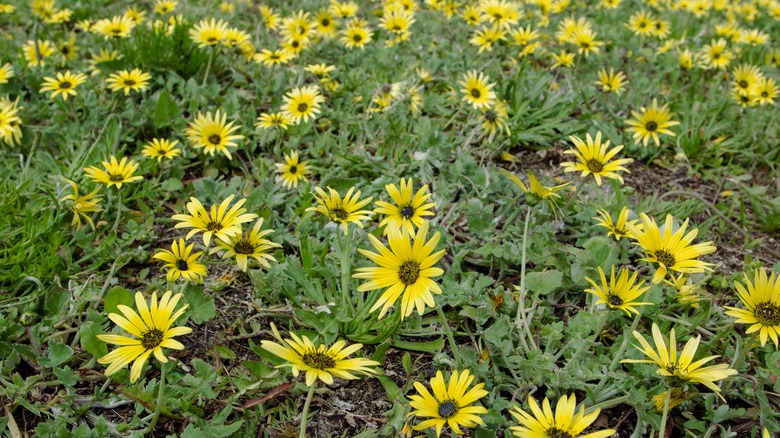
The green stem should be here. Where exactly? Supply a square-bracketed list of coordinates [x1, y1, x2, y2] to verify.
[658, 388, 671, 438]
[588, 394, 628, 412]
[436, 305, 462, 368]
[722, 331, 759, 392]
[147, 363, 167, 434]
[593, 312, 642, 397]
[515, 208, 537, 350]
[299, 383, 316, 438]
[202, 45, 218, 87]
[336, 229, 355, 313]
[112, 190, 122, 232]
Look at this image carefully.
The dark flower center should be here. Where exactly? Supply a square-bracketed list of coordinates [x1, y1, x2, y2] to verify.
[400, 205, 415, 218]
[292, 41, 300, 48]
[761, 91, 768, 97]
[398, 261, 420, 285]
[655, 249, 676, 268]
[234, 239, 255, 255]
[755, 302, 780, 326]
[301, 351, 336, 369]
[206, 221, 223, 231]
[125, 79, 136, 86]
[608, 294, 624, 306]
[109, 173, 124, 182]
[437, 401, 458, 418]
[208, 134, 222, 145]
[208, 36, 217, 43]
[546, 428, 574, 438]
[111, 28, 122, 35]
[289, 165, 298, 174]
[331, 207, 349, 220]
[140, 328, 165, 350]
[586, 159, 604, 173]
[60, 81, 72, 89]
[297, 102, 309, 113]
[484, 109, 497, 122]
[353, 34, 362, 42]
[471, 88, 481, 98]
[62, 46, 70, 54]
[738, 80, 749, 89]
[381, 84, 392, 94]
[176, 259, 189, 271]
[321, 19, 330, 27]
[645, 121, 658, 132]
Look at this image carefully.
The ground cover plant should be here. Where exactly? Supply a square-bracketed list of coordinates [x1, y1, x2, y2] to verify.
[1, 0, 780, 436]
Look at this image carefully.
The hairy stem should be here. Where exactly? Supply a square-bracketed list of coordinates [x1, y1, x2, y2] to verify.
[436, 305, 462, 368]
[299, 383, 316, 438]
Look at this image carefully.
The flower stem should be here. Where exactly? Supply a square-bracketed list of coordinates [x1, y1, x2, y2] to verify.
[147, 362, 167, 434]
[658, 388, 672, 438]
[299, 383, 316, 438]
[515, 207, 538, 351]
[202, 45, 217, 87]
[336, 228, 355, 313]
[436, 305, 461, 368]
[593, 312, 642, 398]
[722, 331, 759, 392]
[113, 190, 122, 232]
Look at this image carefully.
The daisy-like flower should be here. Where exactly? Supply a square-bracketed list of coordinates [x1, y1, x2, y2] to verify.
[256, 112, 293, 130]
[274, 150, 309, 189]
[469, 24, 505, 53]
[315, 9, 338, 38]
[585, 265, 652, 316]
[624, 99, 680, 147]
[97, 291, 191, 383]
[0, 97, 22, 147]
[152, 238, 207, 282]
[0, 63, 14, 84]
[281, 35, 308, 55]
[330, 0, 359, 19]
[627, 213, 716, 284]
[353, 221, 445, 319]
[480, 100, 510, 136]
[185, 110, 244, 159]
[572, 28, 603, 57]
[550, 50, 576, 69]
[23, 40, 55, 67]
[754, 77, 778, 106]
[459, 70, 496, 110]
[105, 69, 151, 95]
[282, 85, 324, 124]
[84, 156, 143, 189]
[189, 18, 228, 47]
[340, 25, 372, 49]
[724, 268, 780, 348]
[560, 131, 633, 186]
[380, 9, 415, 37]
[88, 49, 122, 75]
[39, 70, 87, 101]
[60, 179, 102, 230]
[699, 38, 732, 70]
[665, 274, 706, 308]
[462, 5, 483, 25]
[214, 218, 281, 272]
[509, 25, 539, 46]
[593, 207, 641, 241]
[254, 49, 293, 67]
[306, 186, 373, 234]
[479, 0, 520, 28]
[374, 178, 436, 238]
[622, 323, 738, 397]
[153, 0, 177, 14]
[499, 169, 570, 218]
[141, 138, 181, 162]
[408, 369, 488, 437]
[93, 15, 136, 39]
[627, 10, 654, 36]
[304, 63, 336, 80]
[509, 393, 616, 438]
[595, 68, 628, 95]
[57, 34, 80, 65]
[172, 195, 257, 246]
[678, 49, 694, 70]
[259, 5, 280, 30]
[260, 323, 379, 387]
[732, 63, 763, 96]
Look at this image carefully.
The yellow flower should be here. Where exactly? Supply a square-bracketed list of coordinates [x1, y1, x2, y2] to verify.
[374, 178, 436, 238]
[282, 85, 324, 124]
[499, 169, 570, 217]
[724, 267, 780, 348]
[88, 49, 121, 75]
[213, 218, 281, 272]
[572, 28, 603, 57]
[459, 70, 496, 109]
[754, 77, 778, 106]
[171, 195, 257, 246]
[256, 112, 293, 130]
[593, 207, 641, 241]
[595, 68, 628, 95]
[469, 24, 506, 53]
[340, 25, 372, 49]
[354, 221, 445, 319]
[152, 238, 208, 282]
[259, 5, 280, 30]
[57, 34, 80, 65]
[621, 323, 738, 397]
[260, 323, 379, 387]
[93, 15, 136, 39]
[550, 50, 576, 69]
[0, 97, 22, 145]
[627, 213, 716, 284]
[699, 38, 732, 70]
[480, 100, 510, 136]
[97, 291, 191, 383]
[585, 265, 652, 316]
[84, 156, 143, 189]
[627, 10, 655, 36]
[23, 40, 56, 67]
[624, 98, 680, 147]
[39, 70, 87, 101]
[664, 274, 706, 308]
[60, 179, 102, 230]
[0, 63, 12, 84]
[153, 0, 177, 14]
[560, 131, 633, 185]
[189, 18, 228, 47]
[678, 49, 694, 70]
[408, 369, 488, 437]
[315, 9, 338, 38]
[306, 186, 373, 234]
[185, 110, 244, 159]
[141, 138, 181, 162]
[105, 69, 151, 95]
[652, 388, 687, 412]
[274, 150, 310, 189]
[253, 48, 293, 67]
[509, 393, 616, 438]
[304, 63, 336, 79]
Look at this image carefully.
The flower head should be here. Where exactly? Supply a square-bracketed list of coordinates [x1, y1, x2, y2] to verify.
[585, 265, 652, 316]
[0, 63, 14, 84]
[142, 138, 181, 162]
[84, 156, 143, 189]
[60, 179, 102, 230]
[282, 85, 324, 124]
[340, 25, 372, 49]
[153, 238, 207, 282]
[306, 186, 373, 234]
[260, 323, 379, 387]
[374, 178, 436, 238]
[458, 70, 496, 109]
[254, 49, 293, 67]
[509, 393, 616, 438]
[593, 207, 641, 241]
[23, 40, 55, 67]
[171, 195, 257, 246]
[480, 100, 510, 136]
[664, 274, 707, 308]
[189, 18, 228, 47]
[408, 369, 488, 437]
[97, 291, 191, 383]
[93, 15, 136, 39]
[214, 218, 281, 272]
[105, 68, 151, 95]
[39, 70, 87, 101]
[627, 213, 716, 284]
[560, 131, 633, 185]
[354, 221, 445, 319]
[274, 150, 310, 189]
[499, 169, 570, 218]
[185, 110, 244, 159]
[625, 99, 680, 147]
[595, 68, 628, 95]
[725, 267, 780, 349]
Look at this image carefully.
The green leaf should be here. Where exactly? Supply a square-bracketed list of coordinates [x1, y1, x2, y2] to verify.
[160, 178, 183, 192]
[202, 421, 245, 437]
[525, 270, 563, 295]
[391, 337, 444, 353]
[43, 341, 74, 368]
[79, 321, 108, 358]
[153, 89, 179, 128]
[183, 284, 216, 324]
[104, 286, 134, 315]
[53, 365, 78, 387]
